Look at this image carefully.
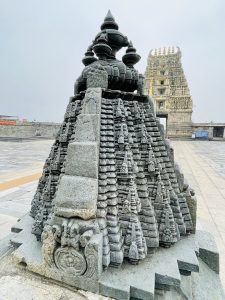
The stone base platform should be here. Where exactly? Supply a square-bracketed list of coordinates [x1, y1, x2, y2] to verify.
[1, 214, 221, 300]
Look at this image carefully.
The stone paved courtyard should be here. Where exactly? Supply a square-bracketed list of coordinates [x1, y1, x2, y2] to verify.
[0, 140, 54, 183]
[0, 139, 224, 297]
[171, 140, 225, 288]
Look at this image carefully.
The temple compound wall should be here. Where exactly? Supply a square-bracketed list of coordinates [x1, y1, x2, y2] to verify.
[0, 122, 60, 139]
[144, 47, 193, 139]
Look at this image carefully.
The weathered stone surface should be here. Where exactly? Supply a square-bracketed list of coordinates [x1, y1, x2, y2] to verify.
[82, 88, 102, 115]
[87, 64, 108, 89]
[196, 230, 220, 274]
[53, 175, 98, 219]
[65, 142, 99, 178]
[73, 114, 100, 142]
[174, 163, 184, 191]
[9, 215, 224, 299]
[192, 259, 225, 300]
[186, 193, 197, 234]
[10, 215, 104, 294]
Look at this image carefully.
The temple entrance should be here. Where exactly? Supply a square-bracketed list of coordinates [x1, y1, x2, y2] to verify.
[213, 126, 224, 138]
[157, 114, 168, 136]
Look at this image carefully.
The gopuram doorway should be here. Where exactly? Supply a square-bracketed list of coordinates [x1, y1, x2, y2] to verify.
[157, 113, 168, 137]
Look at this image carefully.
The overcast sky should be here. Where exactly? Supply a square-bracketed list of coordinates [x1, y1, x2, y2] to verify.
[1, 0, 224, 123]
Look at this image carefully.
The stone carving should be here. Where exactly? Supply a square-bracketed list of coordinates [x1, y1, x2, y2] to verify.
[86, 64, 108, 90]
[54, 247, 87, 275]
[169, 97, 192, 110]
[41, 217, 102, 281]
[82, 88, 101, 114]
[28, 10, 196, 296]
[41, 224, 57, 266]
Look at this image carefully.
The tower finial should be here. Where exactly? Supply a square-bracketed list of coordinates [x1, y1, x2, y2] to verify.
[101, 10, 119, 30]
[122, 40, 141, 67]
[105, 9, 114, 21]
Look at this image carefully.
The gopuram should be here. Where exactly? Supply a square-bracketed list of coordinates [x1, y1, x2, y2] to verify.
[10, 11, 223, 300]
[144, 47, 193, 139]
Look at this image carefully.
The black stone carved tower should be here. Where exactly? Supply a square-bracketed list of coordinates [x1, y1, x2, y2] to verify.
[11, 11, 201, 299]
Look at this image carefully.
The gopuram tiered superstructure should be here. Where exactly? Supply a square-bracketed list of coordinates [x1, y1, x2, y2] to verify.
[144, 47, 193, 139]
[10, 11, 224, 300]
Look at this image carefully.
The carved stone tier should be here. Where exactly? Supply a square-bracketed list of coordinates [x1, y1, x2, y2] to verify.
[30, 86, 196, 272]
[11, 215, 224, 299]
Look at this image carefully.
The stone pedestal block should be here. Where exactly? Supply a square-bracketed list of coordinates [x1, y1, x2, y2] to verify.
[73, 114, 100, 142]
[53, 175, 98, 219]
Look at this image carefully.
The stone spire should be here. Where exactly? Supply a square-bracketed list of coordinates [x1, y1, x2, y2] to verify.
[101, 10, 119, 30]
[13, 11, 198, 297]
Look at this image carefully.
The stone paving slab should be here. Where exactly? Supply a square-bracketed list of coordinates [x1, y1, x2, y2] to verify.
[0, 255, 110, 300]
[0, 140, 53, 183]
[0, 182, 37, 239]
[171, 140, 225, 288]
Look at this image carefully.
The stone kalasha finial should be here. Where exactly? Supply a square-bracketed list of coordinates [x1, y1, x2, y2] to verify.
[82, 45, 97, 66]
[92, 32, 112, 59]
[122, 41, 141, 67]
[96, 10, 128, 56]
[101, 9, 119, 30]
[76, 10, 143, 93]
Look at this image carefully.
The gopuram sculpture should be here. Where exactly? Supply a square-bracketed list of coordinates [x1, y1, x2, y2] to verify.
[10, 11, 224, 300]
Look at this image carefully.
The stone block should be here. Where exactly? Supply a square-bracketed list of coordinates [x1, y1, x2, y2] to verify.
[174, 162, 184, 191]
[65, 142, 98, 179]
[196, 230, 220, 274]
[53, 175, 98, 219]
[86, 68, 108, 89]
[186, 194, 197, 233]
[73, 114, 100, 142]
[82, 88, 102, 114]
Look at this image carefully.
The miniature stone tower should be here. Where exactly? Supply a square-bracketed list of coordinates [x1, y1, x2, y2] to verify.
[11, 11, 223, 300]
[144, 47, 193, 139]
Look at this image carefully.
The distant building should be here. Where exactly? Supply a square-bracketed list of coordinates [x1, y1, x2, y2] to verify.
[0, 115, 18, 125]
[144, 47, 193, 139]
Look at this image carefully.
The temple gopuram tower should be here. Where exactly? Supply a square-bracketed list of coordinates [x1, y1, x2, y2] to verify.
[144, 47, 193, 139]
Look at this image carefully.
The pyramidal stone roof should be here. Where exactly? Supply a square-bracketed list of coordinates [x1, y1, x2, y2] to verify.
[27, 10, 196, 294]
